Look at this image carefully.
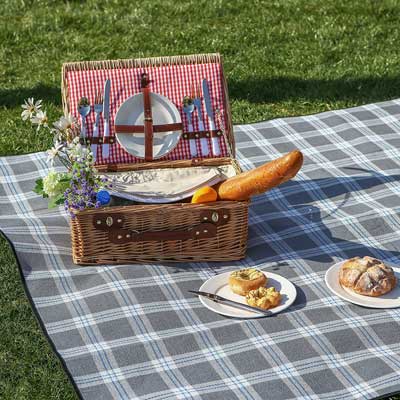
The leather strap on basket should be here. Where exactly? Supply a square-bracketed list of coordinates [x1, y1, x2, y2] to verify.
[92, 209, 231, 244]
[181, 130, 222, 140]
[109, 222, 217, 243]
[141, 73, 153, 161]
[115, 123, 182, 134]
[80, 136, 116, 145]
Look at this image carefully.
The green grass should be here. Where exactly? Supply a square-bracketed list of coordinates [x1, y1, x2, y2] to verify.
[1, 0, 400, 398]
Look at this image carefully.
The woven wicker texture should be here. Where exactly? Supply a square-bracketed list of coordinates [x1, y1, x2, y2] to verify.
[64, 54, 248, 264]
[71, 200, 248, 264]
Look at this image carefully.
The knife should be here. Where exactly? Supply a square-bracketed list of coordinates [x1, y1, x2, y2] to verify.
[188, 290, 272, 316]
[202, 79, 221, 156]
[193, 85, 209, 157]
[102, 79, 111, 159]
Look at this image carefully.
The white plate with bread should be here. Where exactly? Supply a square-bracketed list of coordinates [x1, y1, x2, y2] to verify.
[325, 256, 400, 308]
[198, 268, 297, 318]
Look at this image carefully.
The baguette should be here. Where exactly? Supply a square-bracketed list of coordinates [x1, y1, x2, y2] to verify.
[216, 150, 303, 201]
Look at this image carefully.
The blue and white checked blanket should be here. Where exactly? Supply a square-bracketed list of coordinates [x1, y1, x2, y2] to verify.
[1, 100, 400, 400]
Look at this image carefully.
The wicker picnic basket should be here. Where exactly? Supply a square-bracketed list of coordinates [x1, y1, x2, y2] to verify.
[62, 53, 249, 265]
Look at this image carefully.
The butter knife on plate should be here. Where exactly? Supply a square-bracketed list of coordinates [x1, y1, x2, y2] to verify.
[188, 290, 273, 316]
[202, 79, 221, 156]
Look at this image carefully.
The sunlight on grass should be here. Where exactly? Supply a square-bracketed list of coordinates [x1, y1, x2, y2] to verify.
[1, 0, 400, 398]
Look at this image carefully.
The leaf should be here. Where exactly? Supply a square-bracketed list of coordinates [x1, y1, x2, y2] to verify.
[34, 178, 48, 197]
[48, 194, 65, 209]
[59, 173, 72, 183]
[33, 178, 44, 194]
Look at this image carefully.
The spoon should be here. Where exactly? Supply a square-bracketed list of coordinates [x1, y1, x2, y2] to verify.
[183, 96, 197, 157]
[78, 97, 91, 140]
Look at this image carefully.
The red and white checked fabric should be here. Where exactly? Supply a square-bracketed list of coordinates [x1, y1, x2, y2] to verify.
[66, 62, 229, 165]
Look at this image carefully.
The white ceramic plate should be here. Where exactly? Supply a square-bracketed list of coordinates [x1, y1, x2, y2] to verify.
[198, 270, 297, 318]
[115, 93, 182, 159]
[325, 260, 400, 308]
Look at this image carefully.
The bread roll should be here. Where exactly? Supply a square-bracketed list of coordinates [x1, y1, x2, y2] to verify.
[216, 150, 303, 201]
[228, 268, 267, 296]
[339, 256, 397, 297]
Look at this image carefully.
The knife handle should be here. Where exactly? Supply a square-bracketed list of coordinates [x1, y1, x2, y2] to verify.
[200, 138, 209, 156]
[103, 119, 110, 158]
[189, 138, 198, 157]
[91, 113, 100, 161]
[188, 123, 197, 157]
[209, 119, 221, 156]
[198, 120, 209, 156]
[211, 137, 221, 156]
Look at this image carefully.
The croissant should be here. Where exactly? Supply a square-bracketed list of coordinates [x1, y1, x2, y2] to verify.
[339, 256, 397, 297]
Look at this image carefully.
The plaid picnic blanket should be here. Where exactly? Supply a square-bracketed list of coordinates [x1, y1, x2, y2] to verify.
[1, 99, 400, 400]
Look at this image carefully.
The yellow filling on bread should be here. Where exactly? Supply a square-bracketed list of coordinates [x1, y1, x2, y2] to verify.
[230, 268, 264, 281]
[246, 287, 281, 309]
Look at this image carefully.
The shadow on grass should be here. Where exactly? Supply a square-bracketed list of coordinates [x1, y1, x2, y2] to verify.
[2, 76, 400, 109]
[228, 76, 400, 104]
[0, 83, 61, 107]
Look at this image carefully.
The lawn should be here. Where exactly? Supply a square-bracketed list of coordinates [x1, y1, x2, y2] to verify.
[1, 0, 400, 398]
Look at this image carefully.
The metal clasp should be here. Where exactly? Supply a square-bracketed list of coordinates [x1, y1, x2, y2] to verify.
[106, 216, 113, 227]
[211, 212, 219, 223]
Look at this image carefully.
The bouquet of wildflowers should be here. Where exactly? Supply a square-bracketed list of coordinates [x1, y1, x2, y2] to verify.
[22, 98, 109, 216]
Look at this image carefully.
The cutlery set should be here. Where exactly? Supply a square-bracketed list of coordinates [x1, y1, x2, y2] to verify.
[79, 79, 111, 162]
[79, 77, 222, 161]
[183, 79, 221, 158]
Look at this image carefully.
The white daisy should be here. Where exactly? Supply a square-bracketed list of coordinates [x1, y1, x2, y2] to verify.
[52, 114, 78, 141]
[21, 98, 42, 121]
[53, 114, 76, 132]
[46, 141, 64, 166]
[31, 110, 48, 130]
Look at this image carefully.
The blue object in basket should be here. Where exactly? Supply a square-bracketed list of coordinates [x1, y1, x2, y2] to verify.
[96, 190, 111, 206]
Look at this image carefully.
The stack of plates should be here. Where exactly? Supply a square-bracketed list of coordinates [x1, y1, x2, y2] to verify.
[101, 165, 237, 204]
[115, 93, 182, 160]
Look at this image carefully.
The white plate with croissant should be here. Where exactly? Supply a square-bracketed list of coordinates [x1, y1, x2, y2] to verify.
[325, 256, 400, 308]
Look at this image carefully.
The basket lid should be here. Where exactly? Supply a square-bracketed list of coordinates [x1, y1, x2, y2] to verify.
[62, 53, 235, 167]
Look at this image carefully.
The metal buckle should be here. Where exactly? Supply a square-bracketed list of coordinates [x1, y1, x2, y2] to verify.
[211, 212, 219, 223]
[106, 216, 113, 227]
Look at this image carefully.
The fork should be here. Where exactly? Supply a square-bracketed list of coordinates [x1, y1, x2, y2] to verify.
[91, 92, 103, 161]
[183, 95, 197, 157]
[192, 84, 209, 157]
[78, 97, 91, 139]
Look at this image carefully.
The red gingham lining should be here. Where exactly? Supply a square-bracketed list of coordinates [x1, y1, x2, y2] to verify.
[66, 62, 229, 165]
